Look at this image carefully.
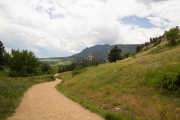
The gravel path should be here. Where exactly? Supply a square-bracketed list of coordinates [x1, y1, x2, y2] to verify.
[8, 75, 104, 120]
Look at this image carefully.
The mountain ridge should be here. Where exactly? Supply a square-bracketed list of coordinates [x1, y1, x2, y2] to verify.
[40, 44, 139, 62]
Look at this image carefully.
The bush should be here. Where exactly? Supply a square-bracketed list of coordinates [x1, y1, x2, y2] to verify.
[72, 65, 84, 76]
[160, 72, 180, 91]
[124, 52, 130, 58]
[105, 112, 124, 120]
[144, 64, 180, 94]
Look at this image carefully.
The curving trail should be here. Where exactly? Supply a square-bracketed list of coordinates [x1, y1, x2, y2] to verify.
[8, 74, 103, 120]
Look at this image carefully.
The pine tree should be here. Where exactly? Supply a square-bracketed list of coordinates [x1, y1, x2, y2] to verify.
[165, 26, 179, 46]
[108, 46, 122, 63]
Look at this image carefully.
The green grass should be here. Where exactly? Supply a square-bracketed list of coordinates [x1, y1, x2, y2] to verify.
[40, 58, 61, 62]
[0, 71, 55, 120]
[57, 44, 180, 120]
[40, 58, 72, 66]
[57, 60, 72, 65]
[56, 85, 129, 120]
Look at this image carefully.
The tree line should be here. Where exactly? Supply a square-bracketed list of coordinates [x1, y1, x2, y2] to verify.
[57, 56, 106, 74]
[136, 26, 180, 53]
[0, 41, 52, 76]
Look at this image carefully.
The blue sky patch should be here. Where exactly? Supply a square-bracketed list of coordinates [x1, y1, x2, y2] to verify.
[121, 15, 156, 29]
[35, 6, 65, 19]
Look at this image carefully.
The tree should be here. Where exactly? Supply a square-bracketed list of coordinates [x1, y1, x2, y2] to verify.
[9, 49, 40, 76]
[0, 41, 5, 67]
[3, 51, 11, 66]
[165, 26, 180, 46]
[108, 46, 122, 62]
[136, 45, 141, 53]
[40, 63, 52, 74]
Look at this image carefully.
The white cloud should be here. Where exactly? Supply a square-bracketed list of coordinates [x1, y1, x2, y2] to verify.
[0, 0, 179, 57]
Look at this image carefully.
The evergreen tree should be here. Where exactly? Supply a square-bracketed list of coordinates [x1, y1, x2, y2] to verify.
[0, 41, 5, 67]
[9, 49, 40, 76]
[165, 26, 179, 46]
[136, 45, 141, 53]
[108, 46, 122, 62]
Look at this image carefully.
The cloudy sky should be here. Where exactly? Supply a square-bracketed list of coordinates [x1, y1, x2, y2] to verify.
[0, 0, 179, 57]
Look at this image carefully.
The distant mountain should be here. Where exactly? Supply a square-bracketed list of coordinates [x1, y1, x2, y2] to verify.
[71, 44, 111, 60]
[40, 44, 138, 64]
[70, 44, 138, 61]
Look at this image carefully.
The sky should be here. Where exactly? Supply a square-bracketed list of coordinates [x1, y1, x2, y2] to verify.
[0, 0, 179, 58]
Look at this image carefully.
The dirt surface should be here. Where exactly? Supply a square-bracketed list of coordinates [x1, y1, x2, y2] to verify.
[8, 74, 104, 120]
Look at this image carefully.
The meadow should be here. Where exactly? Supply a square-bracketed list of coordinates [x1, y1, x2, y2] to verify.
[57, 44, 180, 120]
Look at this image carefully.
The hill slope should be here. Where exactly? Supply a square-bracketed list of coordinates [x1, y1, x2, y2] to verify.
[57, 44, 180, 120]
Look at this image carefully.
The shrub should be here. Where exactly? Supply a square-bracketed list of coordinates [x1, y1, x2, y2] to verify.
[160, 72, 180, 91]
[105, 112, 124, 120]
[144, 64, 180, 94]
[72, 65, 84, 76]
[124, 52, 130, 58]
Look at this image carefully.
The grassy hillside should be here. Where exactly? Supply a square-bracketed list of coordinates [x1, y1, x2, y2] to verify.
[57, 43, 180, 120]
[0, 71, 54, 120]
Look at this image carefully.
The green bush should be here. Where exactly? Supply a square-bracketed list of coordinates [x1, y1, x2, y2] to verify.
[124, 52, 130, 58]
[144, 64, 180, 94]
[72, 65, 84, 76]
[160, 72, 180, 91]
[105, 112, 125, 120]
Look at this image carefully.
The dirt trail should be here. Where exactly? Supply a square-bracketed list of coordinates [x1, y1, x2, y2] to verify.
[8, 74, 104, 120]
